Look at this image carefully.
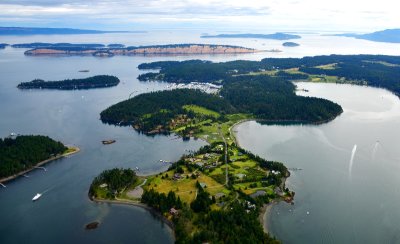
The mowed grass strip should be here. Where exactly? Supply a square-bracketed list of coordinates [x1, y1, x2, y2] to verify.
[183, 105, 220, 118]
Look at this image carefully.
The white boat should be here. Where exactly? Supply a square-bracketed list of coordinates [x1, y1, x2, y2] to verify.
[32, 193, 42, 201]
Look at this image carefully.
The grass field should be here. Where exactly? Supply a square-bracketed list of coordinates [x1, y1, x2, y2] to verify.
[314, 63, 338, 70]
[144, 168, 227, 204]
[183, 105, 220, 118]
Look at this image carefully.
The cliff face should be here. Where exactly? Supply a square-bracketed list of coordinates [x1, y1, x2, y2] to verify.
[25, 44, 259, 56]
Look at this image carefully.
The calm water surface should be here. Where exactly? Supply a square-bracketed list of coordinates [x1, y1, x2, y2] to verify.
[1, 31, 400, 243]
[236, 83, 400, 244]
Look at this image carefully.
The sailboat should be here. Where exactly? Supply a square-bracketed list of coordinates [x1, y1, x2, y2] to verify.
[32, 193, 42, 201]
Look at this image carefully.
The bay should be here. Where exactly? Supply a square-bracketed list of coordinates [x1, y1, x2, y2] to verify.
[1, 31, 400, 243]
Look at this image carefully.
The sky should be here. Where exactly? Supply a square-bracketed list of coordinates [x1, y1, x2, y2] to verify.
[0, 0, 399, 32]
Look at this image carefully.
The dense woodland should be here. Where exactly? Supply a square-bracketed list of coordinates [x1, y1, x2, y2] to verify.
[138, 55, 400, 96]
[141, 187, 279, 244]
[102, 74, 342, 132]
[0, 135, 67, 178]
[17, 75, 120, 90]
[221, 75, 342, 122]
[100, 89, 234, 132]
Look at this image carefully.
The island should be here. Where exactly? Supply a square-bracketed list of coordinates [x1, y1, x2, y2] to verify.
[17, 75, 120, 90]
[0, 26, 136, 35]
[282, 42, 300, 47]
[201, 32, 301, 40]
[0, 43, 8, 49]
[332, 29, 400, 43]
[90, 54, 400, 242]
[94, 56, 344, 242]
[22, 44, 261, 57]
[137, 55, 400, 97]
[0, 135, 79, 183]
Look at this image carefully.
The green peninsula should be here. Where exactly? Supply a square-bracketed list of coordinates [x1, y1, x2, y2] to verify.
[138, 55, 400, 97]
[93, 58, 345, 242]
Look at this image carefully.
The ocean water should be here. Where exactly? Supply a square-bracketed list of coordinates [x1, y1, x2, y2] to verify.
[1, 31, 400, 243]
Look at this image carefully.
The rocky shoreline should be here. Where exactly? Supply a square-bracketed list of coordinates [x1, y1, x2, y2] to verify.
[25, 44, 261, 57]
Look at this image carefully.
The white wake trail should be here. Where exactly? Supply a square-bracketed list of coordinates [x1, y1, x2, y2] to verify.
[349, 144, 357, 180]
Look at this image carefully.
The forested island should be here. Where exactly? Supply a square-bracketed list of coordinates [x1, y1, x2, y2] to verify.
[0, 135, 78, 182]
[282, 42, 300, 47]
[17, 75, 120, 90]
[22, 44, 260, 57]
[0, 43, 8, 49]
[201, 32, 301, 40]
[137, 55, 400, 97]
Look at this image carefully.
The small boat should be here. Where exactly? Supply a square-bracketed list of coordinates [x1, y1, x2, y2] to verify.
[79, 70, 90, 72]
[102, 140, 116, 145]
[32, 193, 42, 201]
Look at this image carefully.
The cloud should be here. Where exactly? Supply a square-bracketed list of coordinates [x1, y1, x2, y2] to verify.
[0, 0, 398, 31]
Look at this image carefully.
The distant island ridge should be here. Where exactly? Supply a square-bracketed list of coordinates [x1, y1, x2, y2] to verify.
[332, 29, 400, 43]
[0, 43, 8, 49]
[201, 32, 301, 40]
[20, 43, 262, 56]
[0, 27, 143, 35]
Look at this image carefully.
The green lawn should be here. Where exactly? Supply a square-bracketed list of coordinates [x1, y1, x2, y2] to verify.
[183, 105, 220, 118]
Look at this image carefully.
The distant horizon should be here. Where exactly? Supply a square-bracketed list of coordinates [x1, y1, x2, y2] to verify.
[1, 0, 398, 33]
[0, 25, 397, 35]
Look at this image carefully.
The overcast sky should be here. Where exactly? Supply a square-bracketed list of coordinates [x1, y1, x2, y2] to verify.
[0, 0, 398, 32]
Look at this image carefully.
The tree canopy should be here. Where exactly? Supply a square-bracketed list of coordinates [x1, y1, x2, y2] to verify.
[17, 75, 120, 90]
[0, 135, 67, 178]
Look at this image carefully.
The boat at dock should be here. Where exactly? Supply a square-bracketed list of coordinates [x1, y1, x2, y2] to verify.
[102, 140, 116, 145]
[32, 193, 42, 201]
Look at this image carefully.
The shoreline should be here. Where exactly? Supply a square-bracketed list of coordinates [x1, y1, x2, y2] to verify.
[229, 119, 284, 236]
[0, 146, 80, 184]
[90, 197, 175, 238]
[259, 201, 279, 234]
